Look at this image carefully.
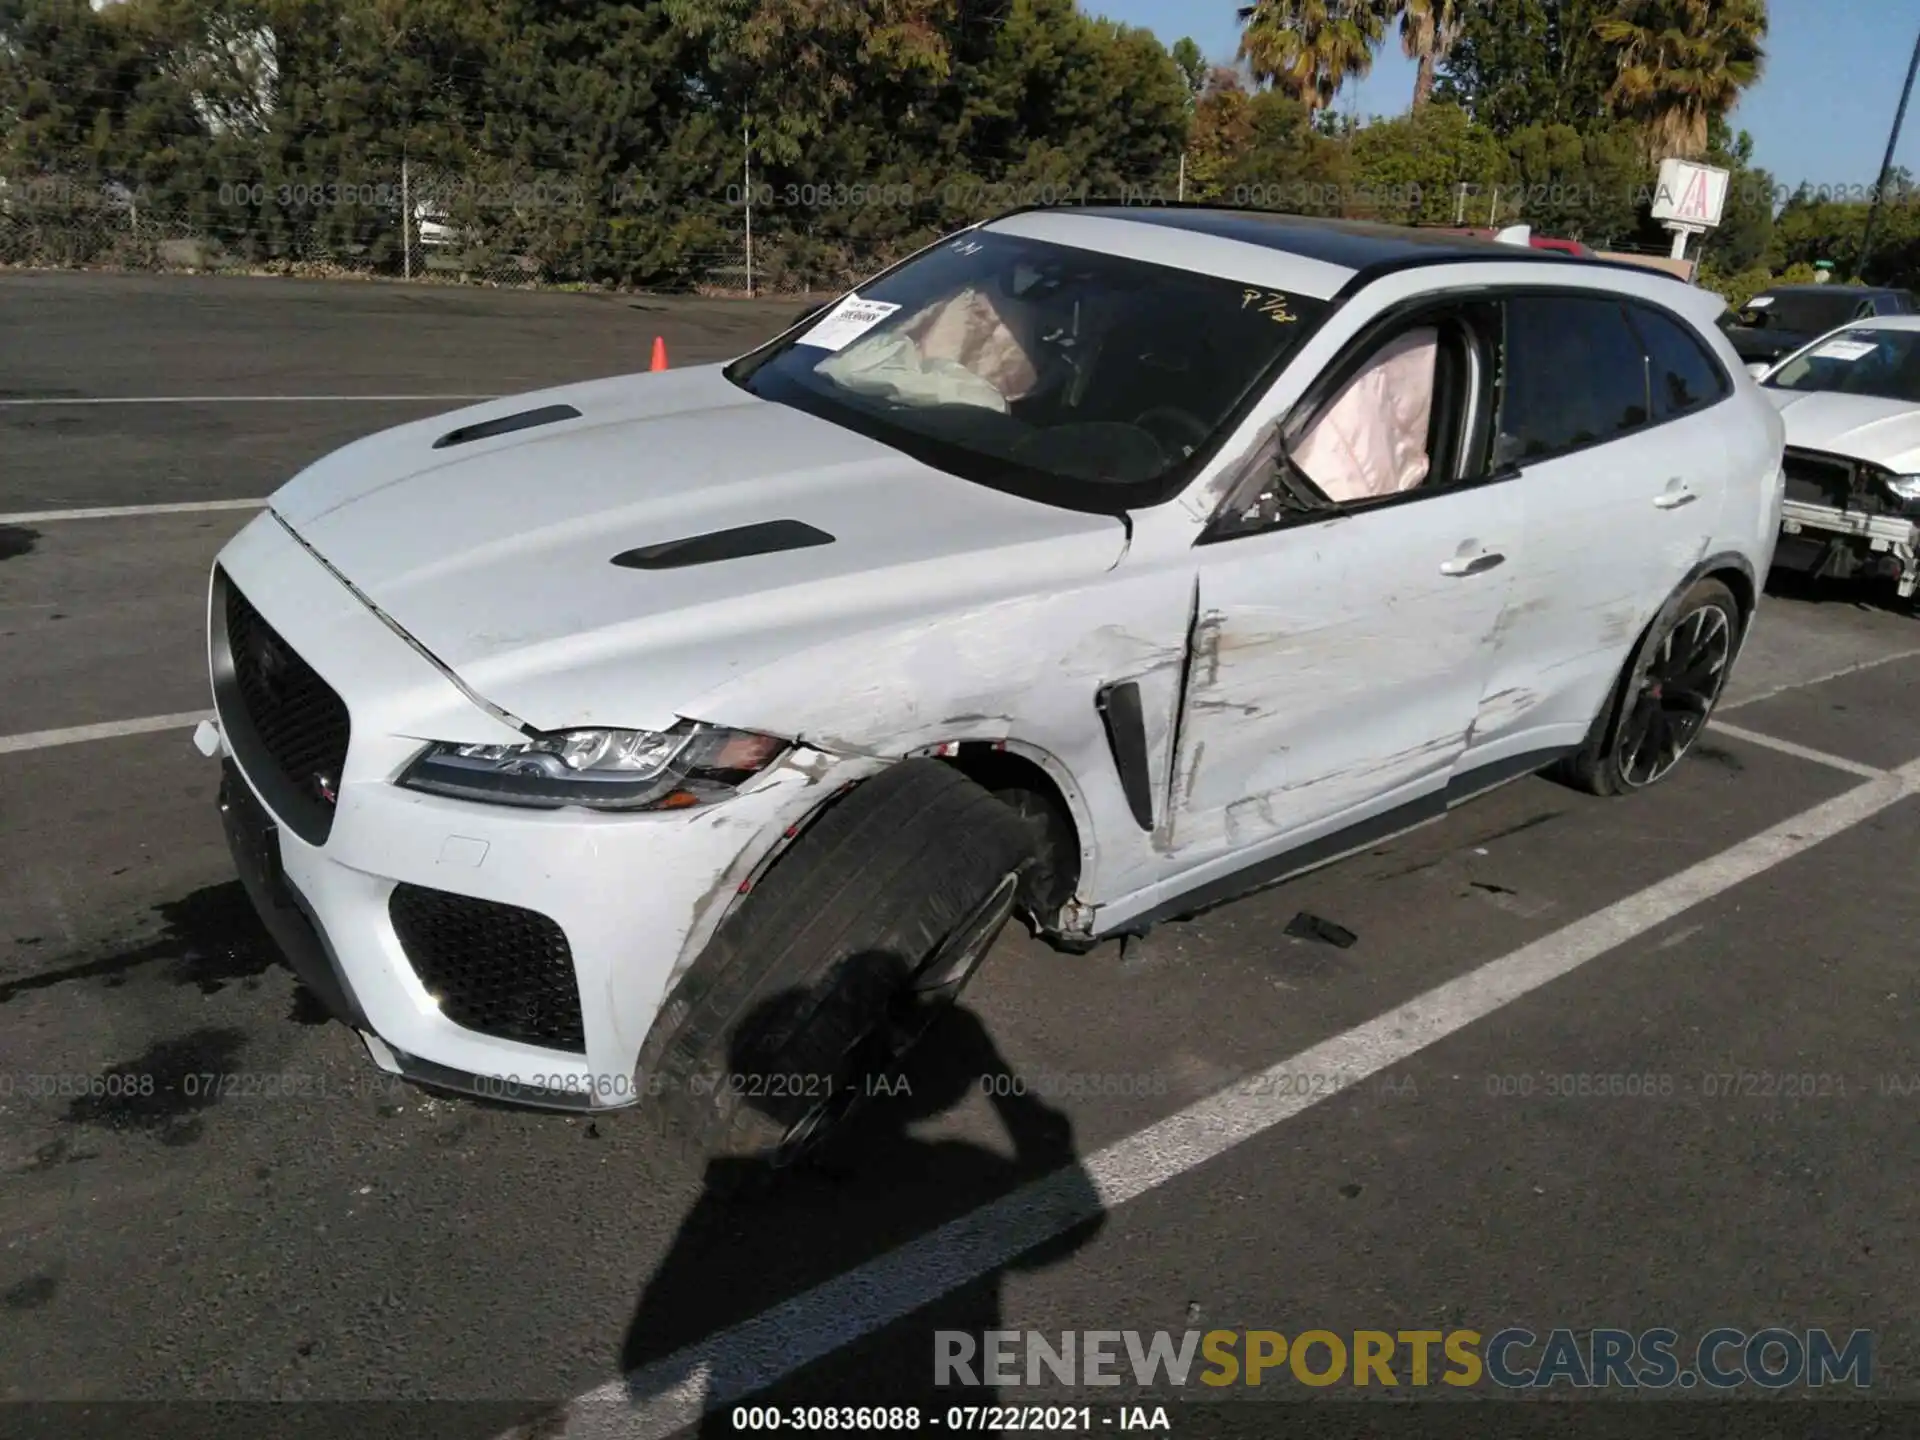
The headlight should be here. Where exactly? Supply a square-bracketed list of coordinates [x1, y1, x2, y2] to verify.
[397, 721, 788, 811]
[1884, 474, 1920, 501]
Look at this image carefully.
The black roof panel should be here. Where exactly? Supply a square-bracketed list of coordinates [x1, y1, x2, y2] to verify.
[1051, 206, 1571, 271]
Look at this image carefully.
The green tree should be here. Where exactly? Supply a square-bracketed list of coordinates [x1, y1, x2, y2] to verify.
[1348, 100, 1507, 223]
[1434, 0, 1612, 133]
[1183, 69, 1347, 209]
[1692, 115, 1774, 271]
[1171, 35, 1208, 100]
[1597, 0, 1766, 159]
[1237, 0, 1386, 119]
[1396, 0, 1461, 111]
[1502, 118, 1647, 241]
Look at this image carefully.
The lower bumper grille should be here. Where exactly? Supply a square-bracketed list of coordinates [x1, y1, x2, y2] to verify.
[388, 885, 586, 1053]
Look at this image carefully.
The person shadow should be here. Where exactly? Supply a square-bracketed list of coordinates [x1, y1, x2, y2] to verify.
[616, 984, 1107, 1436]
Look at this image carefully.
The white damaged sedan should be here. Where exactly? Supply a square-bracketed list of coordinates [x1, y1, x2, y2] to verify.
[1755, 315, 1920, 604]
[200, 207, 1784, 1162]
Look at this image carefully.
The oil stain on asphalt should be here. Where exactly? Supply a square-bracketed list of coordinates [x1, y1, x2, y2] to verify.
[63, 1027, 248, 1147]
[2, 1273, 60, 1311]
[0, 882, 278, 1005]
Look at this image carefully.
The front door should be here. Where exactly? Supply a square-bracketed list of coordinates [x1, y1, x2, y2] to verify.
[1163, 299, 1520, 868]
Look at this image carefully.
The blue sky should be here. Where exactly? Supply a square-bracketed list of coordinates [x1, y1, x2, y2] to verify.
[1087, 0, 1920, 191]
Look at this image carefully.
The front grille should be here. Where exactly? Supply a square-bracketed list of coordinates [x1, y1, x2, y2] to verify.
[389, 885, 586, 1053]
[1783, 448, 1868, 509]
[216, 573, 351, 845]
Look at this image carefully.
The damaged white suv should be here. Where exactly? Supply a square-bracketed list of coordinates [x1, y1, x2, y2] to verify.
[200, 207, 1783, 1162]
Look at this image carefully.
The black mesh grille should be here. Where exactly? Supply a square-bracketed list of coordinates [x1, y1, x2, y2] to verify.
[389, 886, 585, 1053]
[223, 580, 350, 842]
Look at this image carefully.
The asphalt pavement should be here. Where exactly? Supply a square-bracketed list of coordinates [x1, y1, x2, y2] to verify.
[2, 273, 1917, 1440]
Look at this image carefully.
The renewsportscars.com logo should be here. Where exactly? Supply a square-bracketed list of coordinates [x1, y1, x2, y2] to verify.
[934, 1328, 1873, 1391]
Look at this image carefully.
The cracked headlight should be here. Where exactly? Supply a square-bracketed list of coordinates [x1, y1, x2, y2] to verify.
[397, 721, 788, 811]
[1883, 474, 1920, 502]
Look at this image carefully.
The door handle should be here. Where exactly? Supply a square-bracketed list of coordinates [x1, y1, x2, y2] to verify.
[1440, 551, 1505, 577]
[1654, 483, 1697, 510]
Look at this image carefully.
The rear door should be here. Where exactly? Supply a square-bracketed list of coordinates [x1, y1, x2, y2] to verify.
[1460, 291, 1733, 772]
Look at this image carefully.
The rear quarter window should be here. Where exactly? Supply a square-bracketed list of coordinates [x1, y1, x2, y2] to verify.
[1628, 303, 1731, 420]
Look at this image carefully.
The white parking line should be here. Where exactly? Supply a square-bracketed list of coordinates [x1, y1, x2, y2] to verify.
[543, 756, 1920, 1440]
[0, 711, 213, 756]
[0, 394, 494, 406]
[1707, 720, 1890, 779]
[1720, 644, 1920, 712]
[0, 499, 265, 525]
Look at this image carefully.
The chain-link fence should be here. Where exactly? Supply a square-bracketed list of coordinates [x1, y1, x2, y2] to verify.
[0, 166, 1110, 294]
[0, 164, 1692, 294]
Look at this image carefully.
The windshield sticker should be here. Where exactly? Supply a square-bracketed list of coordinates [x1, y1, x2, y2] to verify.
[1743, 296, 1773, 308]
[797, 295, 903, 351]
[1240, 288, 1298, 323]
[1811, 339, 1879, 362]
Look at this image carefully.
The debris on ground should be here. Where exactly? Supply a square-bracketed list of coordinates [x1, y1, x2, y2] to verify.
[1284, 912, 1357, 948]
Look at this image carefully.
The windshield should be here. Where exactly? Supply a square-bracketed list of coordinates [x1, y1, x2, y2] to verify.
[1765, 327, 1920, 402]
[1730, 290, 1870, 335]
[726, 229, 1331, 514]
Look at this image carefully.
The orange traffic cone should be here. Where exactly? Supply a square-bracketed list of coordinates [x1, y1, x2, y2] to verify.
[650, 336, 669, 372]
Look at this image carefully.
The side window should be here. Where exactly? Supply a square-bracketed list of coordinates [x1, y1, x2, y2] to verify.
[1628, 303, 1731, 421]
[1207, 302, 1498, 538]
[1494, 295, 1651, 466]
[1284, 302, 1497, 508]
[1873, 293, 1902, 316]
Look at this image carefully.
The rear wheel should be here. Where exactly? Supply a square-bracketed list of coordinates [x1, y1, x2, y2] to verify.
[1552, 578, 1740, 797]
[638, 760, 1037, 1171]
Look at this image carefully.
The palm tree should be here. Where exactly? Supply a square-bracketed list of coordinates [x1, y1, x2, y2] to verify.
[1236, 0, 1387, 119]
[1397, 0, 1461, 111]
[1597, 0, 1767, 159]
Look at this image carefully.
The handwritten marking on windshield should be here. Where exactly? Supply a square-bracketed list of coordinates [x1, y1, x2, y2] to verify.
[1241, 289, 1297, 323]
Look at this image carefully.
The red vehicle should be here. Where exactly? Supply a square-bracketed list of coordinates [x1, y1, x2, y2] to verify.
[1428, 226, 1597, 258]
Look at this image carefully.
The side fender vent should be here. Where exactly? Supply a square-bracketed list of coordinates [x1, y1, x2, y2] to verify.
[432, 403, 581, 450]
[612, 519, 836, 571]
[1096, 681, 1155, 832]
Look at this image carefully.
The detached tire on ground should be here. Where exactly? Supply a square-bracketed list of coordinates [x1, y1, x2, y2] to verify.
[1550, 577, 1742, 798]
[638, 759, 1038, 1169]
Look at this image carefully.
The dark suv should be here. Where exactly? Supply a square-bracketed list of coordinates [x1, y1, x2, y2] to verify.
[1721, 284, 1918, 369]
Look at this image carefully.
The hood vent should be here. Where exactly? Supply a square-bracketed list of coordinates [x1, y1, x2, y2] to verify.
[432, 403, 581, 450]
[611, 519, 836, 571]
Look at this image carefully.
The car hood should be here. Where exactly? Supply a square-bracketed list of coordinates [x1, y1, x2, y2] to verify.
[272, 365, 1131, 734]
[1766, 388, 1920, 472]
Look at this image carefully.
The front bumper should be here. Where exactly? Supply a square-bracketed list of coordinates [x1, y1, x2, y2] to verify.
[204, 511, 869, 1110]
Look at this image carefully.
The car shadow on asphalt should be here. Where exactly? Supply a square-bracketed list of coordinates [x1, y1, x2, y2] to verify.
[1765, 563, 1917, 617]
[612, 996, 1107, 1434]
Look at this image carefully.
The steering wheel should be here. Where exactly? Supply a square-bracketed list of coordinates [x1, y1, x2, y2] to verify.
[1132, 406, 1211, 458]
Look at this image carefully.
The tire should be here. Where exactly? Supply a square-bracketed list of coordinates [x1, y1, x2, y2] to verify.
[992, 785, 1079, 931]
[1550, 578, 1741, 798]
[638, 759, 1037, 1171]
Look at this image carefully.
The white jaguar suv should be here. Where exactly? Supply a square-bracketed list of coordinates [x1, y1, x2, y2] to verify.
[198, 206, 1785, 1163]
